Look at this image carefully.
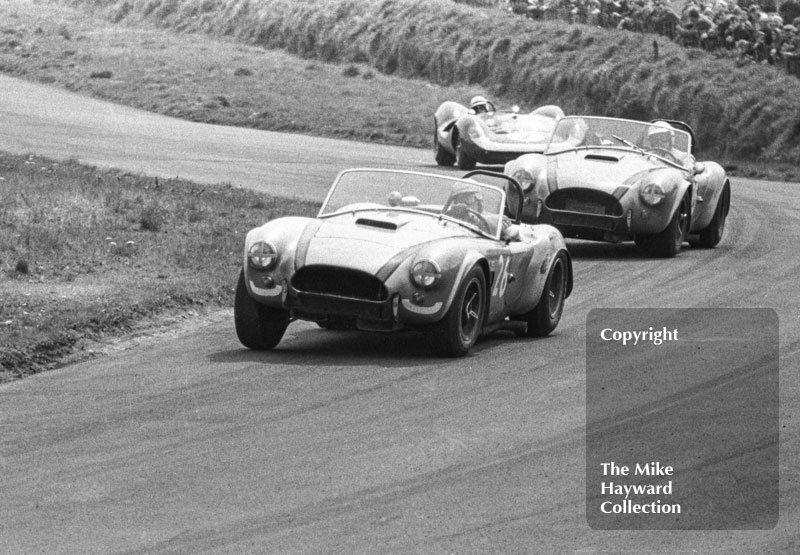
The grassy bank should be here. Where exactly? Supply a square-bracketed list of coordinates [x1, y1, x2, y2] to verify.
[61, 0, 800, 165]
[0, 152, 318, 381]
[1, 0, 798, 179]
[0, 0, 488, 148]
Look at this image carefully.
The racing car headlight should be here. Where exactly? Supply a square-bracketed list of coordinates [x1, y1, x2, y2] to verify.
[247, 240, 278, 270]
[467, 125, 486, 140]
[512, 169, 536, 192]
[640, 183, 666, 206]
[410, 259, 442, 289]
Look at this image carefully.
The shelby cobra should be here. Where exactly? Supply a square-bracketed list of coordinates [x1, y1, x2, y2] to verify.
[504, 116, 731, 257]
[433, 98, 565, 170]
[235, 169, 573, 357]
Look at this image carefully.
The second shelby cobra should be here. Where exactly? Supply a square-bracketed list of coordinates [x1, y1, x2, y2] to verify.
[505, 116, 731, 257]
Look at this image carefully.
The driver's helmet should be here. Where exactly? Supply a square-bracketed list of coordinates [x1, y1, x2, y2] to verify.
[447, 185, 484, 213]
[647, 121, 674, 149]
[470, 95, 490, 114]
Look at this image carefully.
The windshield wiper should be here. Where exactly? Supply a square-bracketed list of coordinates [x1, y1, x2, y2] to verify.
[611, 135, 645, 154]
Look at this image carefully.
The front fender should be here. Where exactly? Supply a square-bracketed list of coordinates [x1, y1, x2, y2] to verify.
[387, 241, 489, 325]
[505, 154, 548, 223]
[242, 216, 316, 305]
[435, 101, 468, 138]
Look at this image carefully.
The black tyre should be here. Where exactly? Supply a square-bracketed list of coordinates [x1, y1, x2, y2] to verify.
[234, 269, 289, 350]
[434, 125, 456, 166]
[522, 251, 568, 337]
[455, 135, 476, 171]
[635, 194, 690, 258]
[427, 266, 486, 357]
[690, 183, 729, 248]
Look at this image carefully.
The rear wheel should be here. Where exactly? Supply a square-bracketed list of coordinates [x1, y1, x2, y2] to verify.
[455, 135, 476, 171]
[521, 252, 568, 337]
[691, 184, 729, 248]
[434, 124, 456, 166]
[234, 270, 289, 350]
[635, 194, 690, 258]
[427, 266, 485, 357]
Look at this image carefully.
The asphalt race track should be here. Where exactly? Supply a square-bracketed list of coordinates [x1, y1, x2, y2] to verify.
[1, 75, 799, 554]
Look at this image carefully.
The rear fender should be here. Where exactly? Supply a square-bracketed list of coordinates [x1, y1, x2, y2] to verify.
[514, 226, 571, 310]
[690, 162, 728, 231]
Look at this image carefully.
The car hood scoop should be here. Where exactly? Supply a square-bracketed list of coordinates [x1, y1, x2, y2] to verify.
[584, 153, 620, 162]
[355, 217, 402, 230]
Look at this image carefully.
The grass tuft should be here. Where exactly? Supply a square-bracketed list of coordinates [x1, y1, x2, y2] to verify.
[89, 69, 113, 78]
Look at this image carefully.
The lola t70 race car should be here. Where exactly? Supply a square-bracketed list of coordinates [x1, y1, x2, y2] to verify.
[504, 116, 731, 257]
[235, 169, 573, 357]
[433, 98, 564, 170]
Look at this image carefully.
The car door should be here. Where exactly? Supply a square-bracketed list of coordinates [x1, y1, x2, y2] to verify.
[486, 241, 535, 322]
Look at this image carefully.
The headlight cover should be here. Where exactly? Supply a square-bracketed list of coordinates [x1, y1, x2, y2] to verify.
[467, 124, 486, 140]
[512, 169, 536, 192]
[640, 183, 666, 206]
[410, 259, 442, 289]
[248, 240, 278, 270]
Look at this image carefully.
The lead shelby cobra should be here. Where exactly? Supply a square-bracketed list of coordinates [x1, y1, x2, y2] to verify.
[235, 169, 572, 357]
[504, 116, 731, 257]
[433, 99, 565, 170]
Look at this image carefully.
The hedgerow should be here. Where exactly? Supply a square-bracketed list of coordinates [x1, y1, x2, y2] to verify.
[66, 0, 800, 162]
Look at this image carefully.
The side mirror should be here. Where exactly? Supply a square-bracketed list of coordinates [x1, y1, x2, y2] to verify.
[693, 162, 706, 175]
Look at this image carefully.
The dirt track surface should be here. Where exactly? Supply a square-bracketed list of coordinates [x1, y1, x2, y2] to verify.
[1, 75, 799, 554]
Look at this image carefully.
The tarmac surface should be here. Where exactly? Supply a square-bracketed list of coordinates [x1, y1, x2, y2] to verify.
[1, 74, 798, 554]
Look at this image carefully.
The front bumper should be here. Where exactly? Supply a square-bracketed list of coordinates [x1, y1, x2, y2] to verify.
[538, 188, 673, 241]
[286, 285, 395, 324]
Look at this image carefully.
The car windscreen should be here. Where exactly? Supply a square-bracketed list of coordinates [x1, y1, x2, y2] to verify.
[319, 169, 506, 238]
[546, 116, 692, 162]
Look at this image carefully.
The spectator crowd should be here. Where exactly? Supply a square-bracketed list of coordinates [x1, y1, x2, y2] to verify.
[506, 0, 800, 75]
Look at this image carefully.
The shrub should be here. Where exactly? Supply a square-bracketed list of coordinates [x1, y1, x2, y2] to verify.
[342, 64, 360, 77]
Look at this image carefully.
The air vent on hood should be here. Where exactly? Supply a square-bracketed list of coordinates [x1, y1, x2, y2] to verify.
[584, 154, 620, 162]
[355, 217, 398, 230]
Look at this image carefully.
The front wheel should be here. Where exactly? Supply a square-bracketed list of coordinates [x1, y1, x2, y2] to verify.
[234, 270, 289, 350]
[434, 124, 456, 166]
[690, 184, 729, 248]
[635, 194, 689, 258]
[521, 251, 568, 337]
[455, 135, 476, 171]
[427, 266, 486, 357]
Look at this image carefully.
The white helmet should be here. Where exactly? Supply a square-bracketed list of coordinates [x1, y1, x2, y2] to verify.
[470, 96, 489, 112]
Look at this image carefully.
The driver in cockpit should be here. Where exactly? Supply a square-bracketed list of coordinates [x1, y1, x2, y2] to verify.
[646, 121, 692, 167]
[444, 186, 519, 240]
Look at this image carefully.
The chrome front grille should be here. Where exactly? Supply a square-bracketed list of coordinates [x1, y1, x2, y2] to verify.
[546, 188, 623, 216]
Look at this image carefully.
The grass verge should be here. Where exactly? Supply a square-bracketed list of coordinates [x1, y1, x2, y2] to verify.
[0, 152, 318, 381]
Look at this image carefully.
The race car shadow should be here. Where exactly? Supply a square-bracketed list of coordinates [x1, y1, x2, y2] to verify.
[566, 240, 653, 260]
[209, 322, 523, 369]
[210, 325, 445, 369]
